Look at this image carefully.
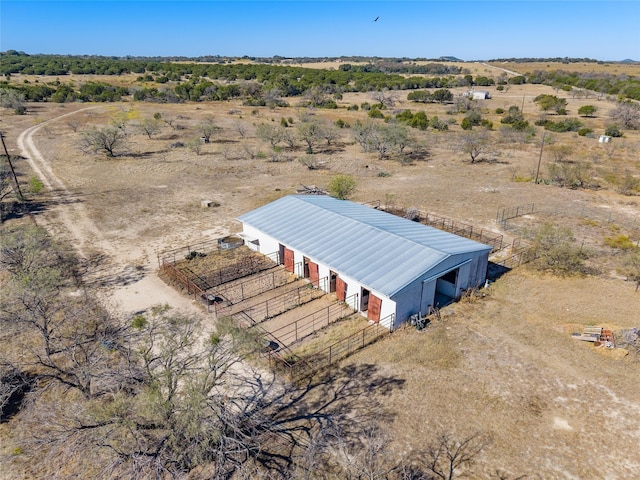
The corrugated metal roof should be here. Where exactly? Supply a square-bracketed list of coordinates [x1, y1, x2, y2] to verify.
[238, 195, 492, 297]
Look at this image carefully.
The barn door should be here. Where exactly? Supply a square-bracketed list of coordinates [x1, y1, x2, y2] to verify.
[308, 261, 319, 287]
[367, 294, 382, 322]
[283, 247, 294, 273]
[336, 277, 347, 302]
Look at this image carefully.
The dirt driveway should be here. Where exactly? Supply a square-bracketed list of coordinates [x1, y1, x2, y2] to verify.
[15, 107, 206, 319]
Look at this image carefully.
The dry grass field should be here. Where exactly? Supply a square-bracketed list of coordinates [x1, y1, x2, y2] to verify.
[487, 60, 640, 77]
[1, 63, 640, 478]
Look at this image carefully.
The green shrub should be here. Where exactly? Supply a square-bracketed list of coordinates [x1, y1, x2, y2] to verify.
[604, 234, 636, 250]
[28, 176, 44, 194]
[532, 223, 590, 275]
[605, 125, 623, 137]
[540, 118, 583, 133]
[578, 127, 593, 136]
[368, 108, 384, 119]
[430, 116, 448, 131]
[132, 314, 147, 329]
[495, 107, 505, 114]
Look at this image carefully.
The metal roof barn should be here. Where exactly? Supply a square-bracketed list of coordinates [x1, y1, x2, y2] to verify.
[238, 195, 492, 328]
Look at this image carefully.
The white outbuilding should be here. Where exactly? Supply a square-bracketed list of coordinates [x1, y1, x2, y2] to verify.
[238, 195, 492, 330]
[465, 90, 491, 100]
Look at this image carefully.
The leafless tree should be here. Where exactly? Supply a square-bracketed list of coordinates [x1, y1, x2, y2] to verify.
[547, 161, 593, 189]
[622, 250, 640, 291]
[297, 116, 325, 153]
[609, 101, 640, 130]
[241, 142, 260, 160]
[304, 85, 330, 106]
[79, 124, 127, 157]
[0, 362, 30, 420]
[262, 87, 286, 108]
[456, 130, 492, 163]
[547, 144, 572, 163]
[0, 159, 13, 205]
[353, 122, 406, 159]
[371, 88, 399, 109]
[187, 137, 202, 155]
[281, 128, 297, 148]
[0, 88, 26, 114]
[137, 117, 163, 139]
[422, 431, 491, 480]
[331, 421, 396, 480]
[197, 116, 218, 143]
[256, 123, 285, 148]
[321, 122, 341, 145]
[234, 120, 248, 138]
[66, 119, 81, 132]
[491, 468, 529, 480]
[602, 140, 617, 159]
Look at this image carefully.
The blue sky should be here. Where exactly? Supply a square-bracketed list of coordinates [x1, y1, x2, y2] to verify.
[1, 1, 639, 61]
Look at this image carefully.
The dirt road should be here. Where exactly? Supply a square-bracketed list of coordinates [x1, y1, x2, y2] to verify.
[16, 109, 203, 318]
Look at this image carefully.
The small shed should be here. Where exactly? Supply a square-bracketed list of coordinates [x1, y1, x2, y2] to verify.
[466, 90, 491, 100]
[237, 195, 492, 330]
[599, 135, 612, 143]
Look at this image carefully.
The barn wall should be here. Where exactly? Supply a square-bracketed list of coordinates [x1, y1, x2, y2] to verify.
[241, 221, 490, 332]
[392, 277, 436, 327]
[241, 225, 281, 255]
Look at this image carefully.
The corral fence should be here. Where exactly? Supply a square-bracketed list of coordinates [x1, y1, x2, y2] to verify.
[160, 262, 211, 308]
[200, 255, 277, 290]
[496, 203, 536, 224]
[268, 314, 394, 378]
[267, 295, 359, 348]
[212, 266, 296, 304]
[421, 212, 503, 252]
[493, 246, 538, 270]
[157, 239, 221, 266]
[380, 205, 504, 252]
[158, 241, 279, 310]
[238, 282, 327, 324]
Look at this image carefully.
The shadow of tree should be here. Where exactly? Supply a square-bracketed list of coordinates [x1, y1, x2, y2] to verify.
[242, 363, 406, 476]
[82, 252, 148, 288]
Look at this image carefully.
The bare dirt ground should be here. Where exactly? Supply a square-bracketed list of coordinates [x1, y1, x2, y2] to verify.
[1, 75, 640, 478]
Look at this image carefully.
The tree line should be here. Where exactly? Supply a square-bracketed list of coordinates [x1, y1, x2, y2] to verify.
[2, 53, 639, 101]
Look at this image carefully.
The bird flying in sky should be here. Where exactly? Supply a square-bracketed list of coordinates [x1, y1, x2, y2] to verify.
[373, 16, 379, 22]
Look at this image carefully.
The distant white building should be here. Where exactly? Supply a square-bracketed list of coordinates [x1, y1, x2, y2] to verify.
[599, 135, 612, 143]
[466, 90, 491, 100]
[238, 195, 492, 330]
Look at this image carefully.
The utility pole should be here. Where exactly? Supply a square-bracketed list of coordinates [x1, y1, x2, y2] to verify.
[534, 131, 546, 185]
[0, 130, 25, 201]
